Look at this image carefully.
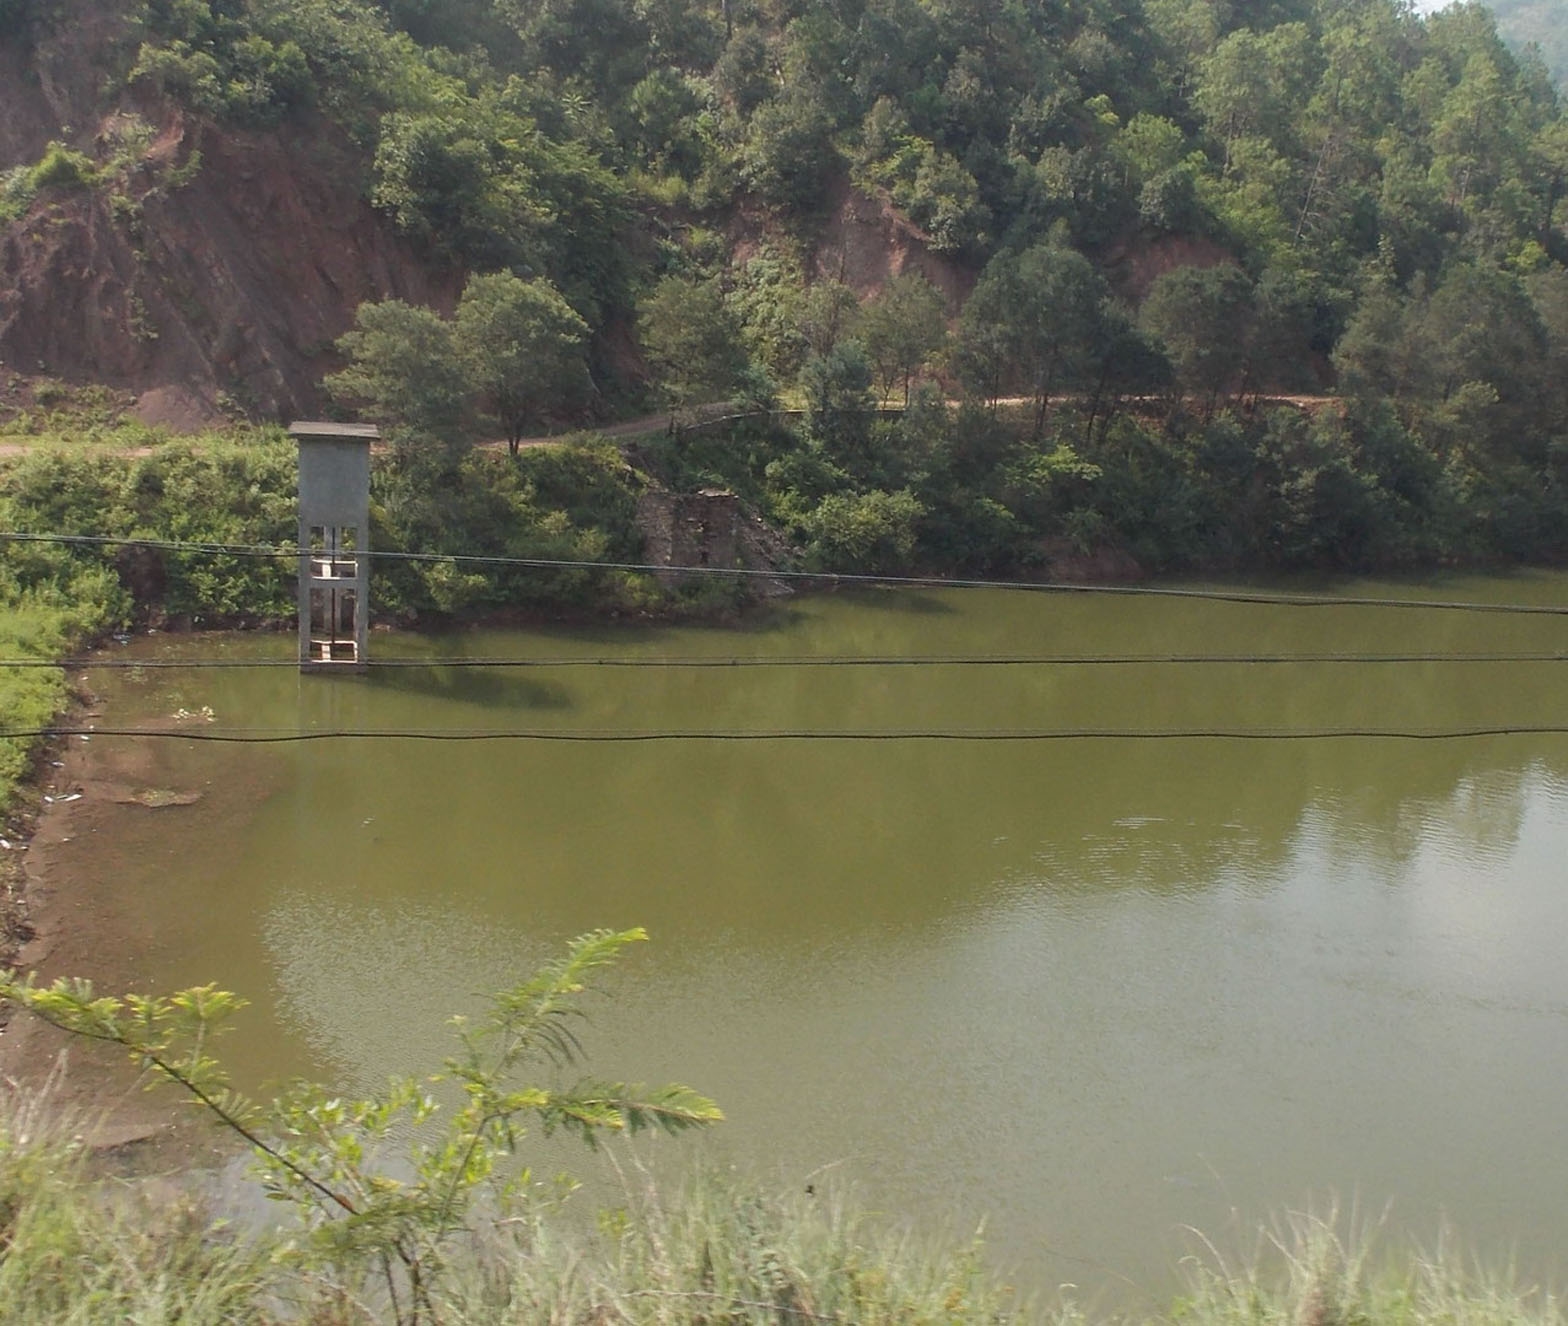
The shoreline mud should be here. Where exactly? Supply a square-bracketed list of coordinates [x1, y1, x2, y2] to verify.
[0, 693, 233, 1166]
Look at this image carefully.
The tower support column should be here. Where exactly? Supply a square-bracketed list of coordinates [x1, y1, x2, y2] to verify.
[290, 422, 378, 673]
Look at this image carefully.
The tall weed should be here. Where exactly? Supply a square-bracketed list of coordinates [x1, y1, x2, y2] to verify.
[0, 1083, 274, 1324]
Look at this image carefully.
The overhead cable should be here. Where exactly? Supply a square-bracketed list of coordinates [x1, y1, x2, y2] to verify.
[3, 651, 1568, 669]
[8, 725, 1568, 743]
[4, 530, 1568, 616]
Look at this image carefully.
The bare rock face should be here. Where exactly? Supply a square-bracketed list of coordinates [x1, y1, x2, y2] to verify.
[728, 173, 978, 318]
[1103, 232, 1238, 304]
[0, 3, 457, 424]
[812, 176, 977, 313]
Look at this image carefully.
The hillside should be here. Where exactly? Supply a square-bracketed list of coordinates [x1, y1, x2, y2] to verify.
[0, 0, 456, 421]
[1, 0, 1564, 419]
[0, 0, 974, 422]
[1489, 0, 1568, 86]
[1, 0, 1567, 578]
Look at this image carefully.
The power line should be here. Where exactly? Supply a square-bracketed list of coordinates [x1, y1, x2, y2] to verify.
[4, 651, 1568, 670]
[8, 725, 1568, 743]
[4, 530, 1568, 617]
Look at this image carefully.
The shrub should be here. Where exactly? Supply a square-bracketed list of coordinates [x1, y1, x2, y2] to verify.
[0, 166, 36, 224]
[803, 488, 924, 574]
[26, 142, 98, 192]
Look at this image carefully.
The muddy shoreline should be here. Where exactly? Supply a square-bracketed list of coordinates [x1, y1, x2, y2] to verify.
[0, 688, 237, 1166]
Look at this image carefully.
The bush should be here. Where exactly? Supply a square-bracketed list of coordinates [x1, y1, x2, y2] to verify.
[0, 606, 77, 812]
[26, 142, 98, 192]
[803, 488, 924, 574]
[741, 88, 838, 212]
[0, 166, 37, 224]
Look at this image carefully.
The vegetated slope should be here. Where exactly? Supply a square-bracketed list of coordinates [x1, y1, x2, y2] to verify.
[0, 1, 454, 422]
[2, 0, 1565, 423]
[2, 0, 1567, 579]
[0, 118, 458, 422]
[1489, 0, 1568, 86]
[0, 0, 973, 423]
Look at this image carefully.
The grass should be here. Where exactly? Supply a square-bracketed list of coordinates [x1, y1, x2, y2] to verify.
[0, 1076, 1031, 1324]
[1172, 1205, 1564, 1326]
[0, 1081, 276, 1325]
[0, 427, 301, 813]
[0, 602, 82, 816]
[440, 1163, 1030, 1324]
[0, 426, 165, 450]
[0, 378, 146, 442]
[1, 1075, 1565, 1326]
[0, 601, 79, 967]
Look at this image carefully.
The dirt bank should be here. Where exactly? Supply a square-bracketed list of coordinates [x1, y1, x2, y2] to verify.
[0, 702, 241, 1165]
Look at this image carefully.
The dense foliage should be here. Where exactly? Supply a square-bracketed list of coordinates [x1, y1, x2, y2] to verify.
[7, 0, 1568, 592]
[0, 430, 661, 625]
[88, 0, 1565, 303]
[22, 0, 1558, 566]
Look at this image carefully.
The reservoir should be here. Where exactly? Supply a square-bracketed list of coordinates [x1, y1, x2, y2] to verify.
[38, 572, 1568, 1303]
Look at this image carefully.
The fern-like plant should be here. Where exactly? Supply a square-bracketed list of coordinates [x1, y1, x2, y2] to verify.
[0, 926, 721, 1325]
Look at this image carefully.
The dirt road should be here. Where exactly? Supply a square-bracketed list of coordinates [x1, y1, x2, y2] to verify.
[0, 395, 1343, 458]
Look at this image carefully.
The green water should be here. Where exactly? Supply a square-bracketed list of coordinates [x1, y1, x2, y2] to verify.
[57, 574, 1568, 1302]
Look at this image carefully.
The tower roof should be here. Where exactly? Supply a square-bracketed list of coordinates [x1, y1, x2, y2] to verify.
[287, 421, 380, 441]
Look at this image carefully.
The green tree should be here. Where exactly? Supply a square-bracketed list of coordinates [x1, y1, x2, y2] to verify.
[0, 929, 721, 1326]
[372, 112, 509, 264]
[800, 339, 878, 477]
[798, 279, 860, 359]
[1139, 263, 1255, 416]
[1080, 300, 1171, 443]
[1334, 276, 1441, 418]
[714, 24, 774, 114]
[857, 271, 948, 404]
[728, 250, 810, 380]
[955, 237, 1110, 438]
[900, 145, 992, 254]
[1529, 264, 1568, 435]
[372, 99, 628, 321]
[1115, 112, 1186, 176]
[1532, 118, 1568, 246]
[742, 85, 839, 210]
[639, 0, 725, 69]
[1194, 23, 1315, 172]
[497, 0, 649, 92]
[639, 275, 751, 426]
[326, 299, 469, 446]
[452, 272, 592, 455]
[802, 488, 924, 573]
[626, 67, 709, 177]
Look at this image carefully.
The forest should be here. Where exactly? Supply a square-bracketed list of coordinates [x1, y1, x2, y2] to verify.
[3, 0, 1568, 579]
